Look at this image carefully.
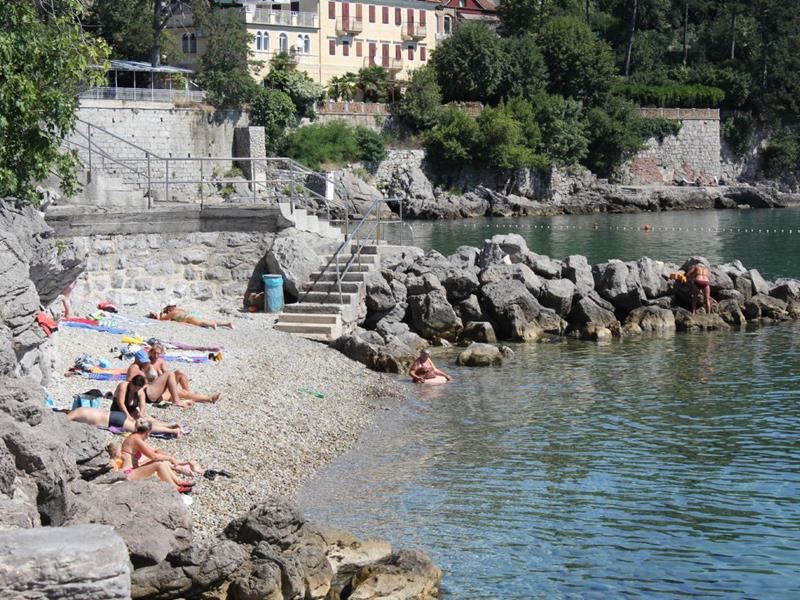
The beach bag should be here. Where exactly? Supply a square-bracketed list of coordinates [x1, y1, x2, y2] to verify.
[71, 389, 109, 410]
[36, 312, 58, 337]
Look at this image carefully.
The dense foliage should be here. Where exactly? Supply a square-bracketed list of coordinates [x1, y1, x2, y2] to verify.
[394, 66, 442, 132]
[249, 88, 296, 152]
[0, 0, 108, 202]
[280, 123, 386, 170]
[263, 54, 325, 119]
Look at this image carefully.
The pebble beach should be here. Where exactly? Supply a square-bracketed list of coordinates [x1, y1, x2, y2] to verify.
[49, 300, 403, 543]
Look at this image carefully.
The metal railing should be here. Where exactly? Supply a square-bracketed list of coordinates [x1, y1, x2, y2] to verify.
[364, 56, 403, 70]
[78, 87, 206, 104]
[336, 17, 364, 34]
[247, 8, 318, 27]
[401, 23, 427, 40]
[300, 197, 413, 305]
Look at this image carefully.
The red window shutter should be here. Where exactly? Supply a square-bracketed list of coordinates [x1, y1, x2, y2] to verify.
[369, 42, 376, 65]
[356, 3, 362, 19]
[420, 10, 426, 25]
[407, 45, 413, 60]
[407, 8, 414, 23]
[356, 41, 363, 57]
[368, 5, 375, 22]
[329, 39, 336, 55]
[343, 41, 350, 56]
[420, 46, 426, 61]
[395, 44, 401, 60]
[328, 1, 335, 19]
[382, 6, 389, 24]
[395, 8, 401, 25]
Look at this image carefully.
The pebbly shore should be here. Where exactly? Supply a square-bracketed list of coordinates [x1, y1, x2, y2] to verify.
[49, 299, 402, 544]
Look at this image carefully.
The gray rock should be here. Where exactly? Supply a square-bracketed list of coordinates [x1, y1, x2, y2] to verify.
[716, 299, 747, 326]
[407, 250, 451, 281]
[456, 343, 504, 367]
[407, 290, 463, 342]
[488, 233, 529, 261]
[673, 308, 730, 331]
[459, 321, 497, 344]
[478, 240, 509, 269]
[538, 278, 576, 317]
[263, 229, 338, 300]
[624, 306, 676, 332]
[405, 273, 445, 296]
[479, 263, 543, 296]
[593, 260, 644, 311]
[749, 269, 770, 296]
[448, 246, 480, 269]
[347, 548, 442, 600]
[770, 278, 800, 302]
[744, 294, 789, 321]
[709, 266, 734, 294]
[443, 267, 480, 303]
[337, 170, 393, 218]
[523, 251, 562, 279]
[631, 257, 668, 299]
[456, 295, 483, 322]
[0, 524, 130, 599]
[562, 255, 594, 296]
[568, 291, 619, 329]
[376, 320, 410, 341]
[364, 271, 396, 312]
[718, 288, 745, 306]
[480, 280, 543, 341]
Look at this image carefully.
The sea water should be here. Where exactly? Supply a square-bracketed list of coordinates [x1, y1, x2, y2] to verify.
[301, 208, 800, 598]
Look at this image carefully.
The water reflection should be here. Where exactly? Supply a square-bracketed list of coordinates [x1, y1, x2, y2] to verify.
[300, 324, 800, 598]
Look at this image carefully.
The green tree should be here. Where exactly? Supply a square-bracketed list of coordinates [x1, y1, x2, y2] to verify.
[424, 107, 482, 166]
[476, 106, 538, 169]
[584, 95, 645, 176]
[250, 88, 297, 152]
[430, 22, 507, 103]
[354, 127, 387, 163]
[279, 122, 384, 170]
[533, 92, 589, 165]
[355, 65, 393, 103]
[499, 34, 549, 101]
[195, 1, 259, 107]
[0, 0, 109, 202]
[264, 54, 325, 119]
[394, 65, 443, 132]
[327, 73, 359, 101]
[538, 16, 619, 106]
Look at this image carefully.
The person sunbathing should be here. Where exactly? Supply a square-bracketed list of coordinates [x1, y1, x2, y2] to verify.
[127, 348, 220, 404]
[117, 418, 193, 493]
[149, 303, 233, 329]
[68, 405, 184, 436]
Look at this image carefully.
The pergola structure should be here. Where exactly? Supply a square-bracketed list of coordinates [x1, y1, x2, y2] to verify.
[82, 60, 204, 103]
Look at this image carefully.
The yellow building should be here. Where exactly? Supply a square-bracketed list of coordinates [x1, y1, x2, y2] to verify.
[171, 0, 438, 85]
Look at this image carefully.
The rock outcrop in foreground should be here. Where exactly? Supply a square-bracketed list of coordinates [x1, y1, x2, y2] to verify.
[334, 233, 800, 372]
[0, 198, 441, 599]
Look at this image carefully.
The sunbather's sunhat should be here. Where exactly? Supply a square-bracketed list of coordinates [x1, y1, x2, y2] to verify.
[163, 299, 177, 308]
[134, 349, 150, 364]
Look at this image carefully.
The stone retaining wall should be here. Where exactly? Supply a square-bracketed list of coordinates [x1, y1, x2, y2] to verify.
[314, 101, 395, 132]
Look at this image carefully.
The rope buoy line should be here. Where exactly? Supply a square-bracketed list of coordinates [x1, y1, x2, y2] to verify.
[460, 222, 797, 235]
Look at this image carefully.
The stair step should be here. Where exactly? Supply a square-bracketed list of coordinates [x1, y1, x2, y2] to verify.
[307, 281, 360, 294]
[314, 262, 373, 274]
[310, 272, 368, 283]
[301, 291, 358, 305]
[274, 322, 336, 335]
[283, 303, 343, 314]
[320, 253, 379, 265]
[277, 313, 340, 324]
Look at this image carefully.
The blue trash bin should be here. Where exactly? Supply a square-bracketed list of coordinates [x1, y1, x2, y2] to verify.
[263, 274, 284, 313]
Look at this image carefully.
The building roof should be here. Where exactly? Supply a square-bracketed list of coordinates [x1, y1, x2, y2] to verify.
[99, 60, 195, 74]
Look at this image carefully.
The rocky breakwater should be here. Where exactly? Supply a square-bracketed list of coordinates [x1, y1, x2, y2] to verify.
[0, 198, 441, 600]
[332, 233, 800, 372]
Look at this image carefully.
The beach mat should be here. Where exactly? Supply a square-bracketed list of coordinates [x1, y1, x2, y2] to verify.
[63, 321, 130, 335]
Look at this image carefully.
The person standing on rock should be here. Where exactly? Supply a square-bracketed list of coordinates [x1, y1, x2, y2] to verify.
[687, 263, 713, 315]
[409, 349, 452, 385]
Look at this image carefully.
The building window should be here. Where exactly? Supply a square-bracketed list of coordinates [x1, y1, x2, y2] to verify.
[356, 3, 362, 19]
[419, 10, 426, 26]
[329, 1, 336, 18]
[407, 45, 414, 61]
[368, 5, 375, 23]
[279, 33, 289, 53]
[296, 33, 310, 54]
[443, 15, 452, 34]
[395, 44, 401, 60]
[182, 33, 197, 54]
[420, 46, 426, 61]
[255, 31, 270, 52]
[356, 41, 363, 57]
[329, 39, 336, 55]
[395, 7, 401, 25]
[342, 39, 350, 56]
[382, 6, 389, 24]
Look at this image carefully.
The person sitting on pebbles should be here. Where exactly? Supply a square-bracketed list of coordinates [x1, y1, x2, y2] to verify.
[117, 418, 194, 493]
[149, 302, 233, 330]
[409, 348, 453, 385]
[127, 348, 221, 404]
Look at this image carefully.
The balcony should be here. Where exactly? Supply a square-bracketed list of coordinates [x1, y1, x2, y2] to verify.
[246, 7, 318, 28]
[436, 31, 452, 42]
[401, 23, 427, 41]
[364, 56, 403, 72]
[336, 17, 363, 35]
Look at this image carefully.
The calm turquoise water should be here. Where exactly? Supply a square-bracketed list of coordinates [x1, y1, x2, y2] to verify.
[301, 208, 800, 599]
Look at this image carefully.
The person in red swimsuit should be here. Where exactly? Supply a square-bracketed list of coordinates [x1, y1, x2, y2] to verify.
[687, 263, 712, 315]
[409, 349, 452, 384]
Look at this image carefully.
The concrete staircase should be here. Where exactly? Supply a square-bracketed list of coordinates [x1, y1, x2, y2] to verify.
[277, 202, 344, 239]
[273, 243, 381, 342]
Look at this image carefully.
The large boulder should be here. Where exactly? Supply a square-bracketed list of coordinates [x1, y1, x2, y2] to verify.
[523, 252, 562, 279]
[488, 233, 529, 261]
[479, 263, 543, 296]
[480, 280, 543, 341]
[331, 334, 420, 373]
[407, 250, 452, 281]
[673, 308, 730, 331]
[562, 255, 594, 296]
[448, 245, 480, 269]
[630, 257, 668, 299]
[347, 549, 442, 600]
[456, 343, 504, 367]
[537, 278, 576, 317]
[770, 278, 800, 302]
[0, 524, 130, 599]
[405, 272, 445, 296]
[715, 299, 747, 326]
[624, 306, 676, 332]
[263, 229, 339, 300]
[744, 294, 789, 321]
[567, 291, 619, 329]
[364, 270, 396, 312]
[458, 321, 497, 344]
[593, 260, 644, 311]
[456, 295, 483, 322]
[407, 290, 463, 342]
[748, 269, 770, 296]
[443, 267, 480, 303]
[337, 170, 393, 218]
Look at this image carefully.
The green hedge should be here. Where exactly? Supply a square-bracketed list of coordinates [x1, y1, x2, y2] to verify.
[279, 122, 386, 171]
[614, 83, 725, 108]
[634, 117, 682, 142]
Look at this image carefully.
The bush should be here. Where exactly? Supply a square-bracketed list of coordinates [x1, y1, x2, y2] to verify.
[762, 128, 800, 178]
[356, 65, 394, 102]
[721, 114, 756, 157]
[263, 56, 325, 119]
[614, 83, 725, 107]
[423, 107, 482, 167]
[476, 106, 538, 169]
[533, 93, 589, 166]
[327, 73, 359, 101]
[395, 65, 442, 132]
[499, 34, 549, 101]
[634, 117, 683, 142]
[279, 122, 385, 170]
[250, 88, 297, 152]
[585, 96, 646, 177]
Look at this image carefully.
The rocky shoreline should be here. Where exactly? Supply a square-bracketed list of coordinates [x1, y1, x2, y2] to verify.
[0, 198, 442, 599]
[332, 233, 800, 373]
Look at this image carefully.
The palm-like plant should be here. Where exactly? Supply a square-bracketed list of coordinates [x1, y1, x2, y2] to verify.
[327, 72, 359, 101]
